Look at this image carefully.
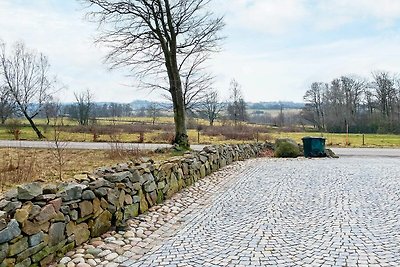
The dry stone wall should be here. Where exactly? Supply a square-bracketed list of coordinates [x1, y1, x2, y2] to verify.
[0, 143, 272, 267]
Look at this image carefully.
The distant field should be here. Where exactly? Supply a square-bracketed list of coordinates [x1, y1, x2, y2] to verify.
[249, 108, 302, 116]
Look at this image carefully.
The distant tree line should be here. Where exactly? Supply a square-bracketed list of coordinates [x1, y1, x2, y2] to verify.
[302, 71, 400, 133]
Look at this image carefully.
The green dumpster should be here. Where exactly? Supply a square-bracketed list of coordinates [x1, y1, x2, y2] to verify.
[302, 137, 326, 157]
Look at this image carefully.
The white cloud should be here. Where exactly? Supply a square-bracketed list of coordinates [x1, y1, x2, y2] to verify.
[0, 1, 138, 103]
[216, 0, 400, 34]
[210, 35, 400, 102]
[313, 0, 400, 30]
[218, 0, 308, 34]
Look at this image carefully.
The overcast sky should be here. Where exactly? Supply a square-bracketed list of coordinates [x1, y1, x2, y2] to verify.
[1, 0, 400, 103]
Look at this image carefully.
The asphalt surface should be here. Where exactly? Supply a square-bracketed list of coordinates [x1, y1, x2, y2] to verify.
[0, 140, 205, 151]
[331, 147, 400, 158]
[1, 140, 400, 157]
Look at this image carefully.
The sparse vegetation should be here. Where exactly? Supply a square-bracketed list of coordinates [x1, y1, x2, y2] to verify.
[0, 147, 168, 193]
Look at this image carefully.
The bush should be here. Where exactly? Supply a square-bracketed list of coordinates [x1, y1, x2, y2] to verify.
[274, 139, 300, 158]
[6, 119, 22, 140]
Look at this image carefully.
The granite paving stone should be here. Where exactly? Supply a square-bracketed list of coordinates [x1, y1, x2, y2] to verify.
[53, 157, 400, 266]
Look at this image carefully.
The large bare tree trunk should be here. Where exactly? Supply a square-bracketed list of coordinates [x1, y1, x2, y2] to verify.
[170, 64, 189, 148]
[24, 112, 45, 139]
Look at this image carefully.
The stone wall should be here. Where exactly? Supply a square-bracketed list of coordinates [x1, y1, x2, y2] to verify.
[0, 143, 272, 267]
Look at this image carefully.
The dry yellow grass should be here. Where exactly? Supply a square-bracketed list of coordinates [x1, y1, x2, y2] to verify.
[0, 147, 162, 193]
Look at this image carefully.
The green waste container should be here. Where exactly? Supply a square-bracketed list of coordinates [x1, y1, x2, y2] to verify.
[302, 137, 326, 157]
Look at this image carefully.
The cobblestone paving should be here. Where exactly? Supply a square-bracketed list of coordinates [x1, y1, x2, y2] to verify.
[129, 157, 400, 267]
[58, 157, 400, 267]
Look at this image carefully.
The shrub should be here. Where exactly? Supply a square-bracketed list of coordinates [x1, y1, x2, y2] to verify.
[6, 119, 22, 140]
[274, 139, 300, 158]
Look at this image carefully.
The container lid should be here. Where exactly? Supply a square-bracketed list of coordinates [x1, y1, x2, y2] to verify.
[301, 136, 326, 140]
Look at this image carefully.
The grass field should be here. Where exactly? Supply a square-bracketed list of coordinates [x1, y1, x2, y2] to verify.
[0, 146, 184, 193]
[1, 117, 400, 147]
[271, 132, 400, 147]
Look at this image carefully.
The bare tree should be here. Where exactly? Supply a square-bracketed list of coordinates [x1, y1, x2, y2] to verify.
[146, 102, 161, 125]
[0, 86, 14, 124]
[51, 112, 68, 181]
[200, 89, 224, 126]
[372, 71, 397, 118]
[83, 0, 224, 148]
[227, 79, 247, 126]
[43, 97, 60, 125]
[303, 82, 326, 131]
[0, 41, 53, 138]
[74, 89, 94, 125]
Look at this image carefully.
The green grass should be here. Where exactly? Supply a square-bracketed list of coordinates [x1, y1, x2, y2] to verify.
[271, 132, 400, 147]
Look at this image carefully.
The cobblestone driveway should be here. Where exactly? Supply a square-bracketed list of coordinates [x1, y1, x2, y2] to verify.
[127, 157, 400, 267]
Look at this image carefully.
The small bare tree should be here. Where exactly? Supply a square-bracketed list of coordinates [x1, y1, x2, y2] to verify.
[74, 89, 94, 125]
[200, 89, 224, 126]
[0, 41, 53, 139]
[0, 86, 14, 124]
[146, 102, 161, 125]
[303, 82, 326, 131]
[43, 97, 59, 125]
[49, 103, 68, 180]
[227, 79, 247, 126]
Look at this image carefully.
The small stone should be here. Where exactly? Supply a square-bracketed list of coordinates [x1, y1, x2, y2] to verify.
[57, 184, 86, 201]
[29, 204, 41, 218]
[71, 253, 85, 259]
[82, 190, 96, 200]
[48, 222, 66, 246]
[0, 219, 21, 243]
[3, 188, 18, 200]
[22, 220, 49, 235]
[91, 210, 112, 237]
[87, 259, 97, 266]
[94, 188, 107, 197]
[14, 207, 30, 223]
[79, 201, 93, 218]
[86, 248, 102, 256]
[104, 252, 118, 261]
[35, 204, 57, 223]
[17, 182, 42, 200]
[60, 257, 72, 264]
[4, 201, 22, 213]
[15, 257, 31, 267]
[0, 243, 8, 263]
[105, 262, 119, 267]
[84, 253, 95, 259]
[43, 184, 58, 194]
[49, 198, 63, 211]
[29, 231, 45, 246]
[0, 199, 10, 209]
[8, 236, 28, 256]
[104, 171, 132, 183]
[97, 249, 111, 257]
[72, 257, 84, 264]
[123, 231, 135, 238]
